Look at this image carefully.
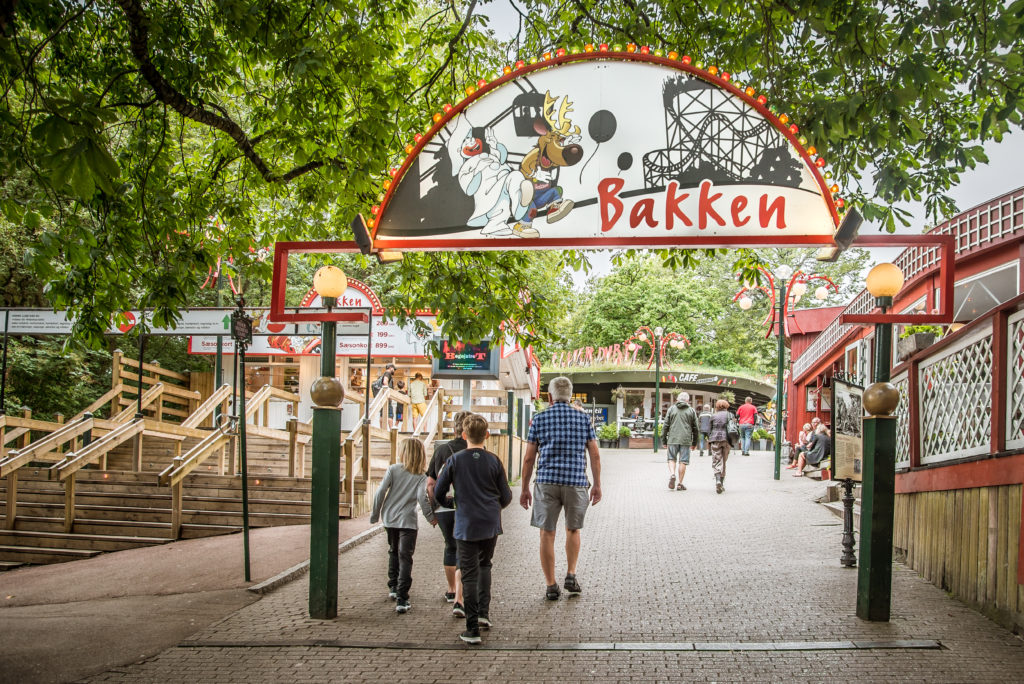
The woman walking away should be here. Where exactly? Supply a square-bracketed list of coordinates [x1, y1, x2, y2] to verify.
[370, 438, 433, 614]
[707, 399, 733, 494]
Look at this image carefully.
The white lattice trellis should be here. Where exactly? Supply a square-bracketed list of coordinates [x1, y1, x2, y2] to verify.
[793, 187, 1024, 381]
[919, 325, 994, 464]
[1008, 309, 1024, 450]
[891, 372, 910, 469]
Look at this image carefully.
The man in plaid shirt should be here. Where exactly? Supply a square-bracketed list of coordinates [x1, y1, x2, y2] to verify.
[520, 376, 602, 601]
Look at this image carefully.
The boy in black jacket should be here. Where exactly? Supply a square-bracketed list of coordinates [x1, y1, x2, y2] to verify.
[433, 413, 513, 645]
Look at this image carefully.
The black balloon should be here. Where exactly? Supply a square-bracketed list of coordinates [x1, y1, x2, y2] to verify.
[617, 152, 633, 170]
[588, 110, 617, 143]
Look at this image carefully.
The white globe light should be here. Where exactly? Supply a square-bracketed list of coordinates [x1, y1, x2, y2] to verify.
[775, 264, 793, 280]
[654, 326, 664, 337]
[791, 282, 808, 298]
[738, 296, 753, 310]
[313, 265, 348, 298]
[638, 332, 647, 342]
[626, 342, 637, 351]
[814, 286, 829, 301]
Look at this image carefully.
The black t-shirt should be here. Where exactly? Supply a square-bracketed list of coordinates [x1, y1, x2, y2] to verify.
[427, 437, 467, 480]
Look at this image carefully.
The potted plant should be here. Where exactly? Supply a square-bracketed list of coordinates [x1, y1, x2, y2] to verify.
[897, 324, 942, 360]
[751, 427, 774, 452]
[618, 425, 632, 449]
[597, 422, 618, 448]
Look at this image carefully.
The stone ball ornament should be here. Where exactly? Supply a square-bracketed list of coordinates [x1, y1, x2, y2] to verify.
[310, 376, 345, 408]
[863, 381, 900, 416]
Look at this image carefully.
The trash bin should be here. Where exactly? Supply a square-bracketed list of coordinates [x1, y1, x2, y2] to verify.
[781, 441, 792, 463]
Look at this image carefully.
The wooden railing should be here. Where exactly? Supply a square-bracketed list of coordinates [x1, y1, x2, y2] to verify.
[112, 351, 198, 422]
[888, 292, 1024, 632]
[111, 383, 165, 423]
[181, 384, 232, 429]
[158, 420, 235, 538]
[412, 388, 445, 446]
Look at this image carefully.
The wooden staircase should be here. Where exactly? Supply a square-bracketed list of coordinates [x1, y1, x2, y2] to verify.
[0, 369, 481, 571]
[0, 465, 372, 570]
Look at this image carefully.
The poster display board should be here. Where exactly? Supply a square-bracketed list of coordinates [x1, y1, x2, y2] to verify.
[832, 377, 864, 482]
[431, 339, 500, 379]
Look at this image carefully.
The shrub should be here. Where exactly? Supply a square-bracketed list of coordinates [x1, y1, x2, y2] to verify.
[597, 423, 619, 441]
[899, 324, 942, 339]
[618, 425, 632, 438]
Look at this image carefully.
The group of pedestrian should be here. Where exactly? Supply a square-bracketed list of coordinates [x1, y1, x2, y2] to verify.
[662, 393, 737, 494]
[369, 376, 601, 646]
[369, 364, 431, 430]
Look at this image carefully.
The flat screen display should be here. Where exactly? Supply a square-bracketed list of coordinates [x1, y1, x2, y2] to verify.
[431, 338, 500, 379]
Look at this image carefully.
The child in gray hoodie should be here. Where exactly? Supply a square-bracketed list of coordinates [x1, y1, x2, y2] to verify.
[370, 438, 434, 613]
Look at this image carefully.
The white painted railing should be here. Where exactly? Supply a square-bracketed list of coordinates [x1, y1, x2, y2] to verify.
[793, 186, 1024, 380]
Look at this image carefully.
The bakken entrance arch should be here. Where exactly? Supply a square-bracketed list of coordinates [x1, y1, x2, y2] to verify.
[359, 48, 850, 255]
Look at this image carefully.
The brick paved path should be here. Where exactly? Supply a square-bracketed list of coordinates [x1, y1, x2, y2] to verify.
[87, 448, 1024, 682]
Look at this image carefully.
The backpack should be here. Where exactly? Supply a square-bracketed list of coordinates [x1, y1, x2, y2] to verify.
[698, 411, 712, 434]
[726, 414, 741, 449]
[371, 374, 386, 396]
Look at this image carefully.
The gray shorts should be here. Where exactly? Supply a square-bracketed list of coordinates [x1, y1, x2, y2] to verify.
[531, 482, 589, 531]
[667, 444, 691, 464]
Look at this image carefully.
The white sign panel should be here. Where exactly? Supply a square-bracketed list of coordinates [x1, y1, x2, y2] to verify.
[374, 54, 838, 251]
[0, 308, 368, 337]
[189, 314, 437, 357]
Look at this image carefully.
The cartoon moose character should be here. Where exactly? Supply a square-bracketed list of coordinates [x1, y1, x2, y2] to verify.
[512, 91, 584, 238]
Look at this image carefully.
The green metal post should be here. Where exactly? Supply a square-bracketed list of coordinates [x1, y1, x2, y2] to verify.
[857, 414, 896, 621]
[309, 303, 340, 619]
[653, 337, 661, 452]
[214, 277, 223, 420]
[773, 285, 785, 481]
[857, 309, 895, 621]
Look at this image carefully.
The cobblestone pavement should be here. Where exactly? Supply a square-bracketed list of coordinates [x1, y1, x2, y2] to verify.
[86, 448, 1024, 682]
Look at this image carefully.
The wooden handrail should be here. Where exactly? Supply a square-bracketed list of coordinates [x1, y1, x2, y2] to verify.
[0, 416, 103, 477]
[117, 356, 190, 382]
[244, 385, 273, 419]
[112, 383, 164, 423]
[181, 384, 233, 429]
[412, 388, 445, 446]
[159, 427, 232, 487]
[345, 389, 389, 443]
[72, 384, 126, 421]
[50, 419, 145, 480]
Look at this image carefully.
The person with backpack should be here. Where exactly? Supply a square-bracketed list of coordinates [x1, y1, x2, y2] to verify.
[371, 363, 396, 427]
[697, 404, 713, 457]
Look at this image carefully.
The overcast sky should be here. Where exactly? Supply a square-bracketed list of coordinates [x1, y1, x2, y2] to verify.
[567, 130, 1022, 289]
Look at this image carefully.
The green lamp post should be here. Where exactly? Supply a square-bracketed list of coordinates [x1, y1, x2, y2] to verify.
[857, 262, 905, 622]
[308, 265, 347, 620]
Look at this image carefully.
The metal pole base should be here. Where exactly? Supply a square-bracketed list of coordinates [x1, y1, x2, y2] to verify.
[840, 478, 857, 568]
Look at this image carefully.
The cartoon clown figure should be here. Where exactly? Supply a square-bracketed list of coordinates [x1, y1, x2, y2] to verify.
[446, 114, 534, 236]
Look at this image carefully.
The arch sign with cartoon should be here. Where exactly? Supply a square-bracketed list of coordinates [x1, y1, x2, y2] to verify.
[368, 49, 844, 252]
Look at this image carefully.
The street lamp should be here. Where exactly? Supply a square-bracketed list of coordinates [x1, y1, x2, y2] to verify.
[733, 265, 838, 480]
[857, 262, 904, 622]
[309, 265, 347, 620]
[230, 298, 253, 581]
[624, 326, 690, 452]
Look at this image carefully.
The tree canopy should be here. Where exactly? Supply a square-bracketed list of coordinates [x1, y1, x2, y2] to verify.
[1, 1, 1020, 347]
[555, 247, 870, 375]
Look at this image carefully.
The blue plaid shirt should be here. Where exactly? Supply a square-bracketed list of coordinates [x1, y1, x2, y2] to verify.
[527, 402, 596, 487]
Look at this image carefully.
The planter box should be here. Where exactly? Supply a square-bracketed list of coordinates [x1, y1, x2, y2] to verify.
[897, 332, 936, 361]
[599, 439, 615, 448]
[629, 437, 653, 449]
[753, 439, 770, 452]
